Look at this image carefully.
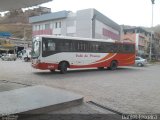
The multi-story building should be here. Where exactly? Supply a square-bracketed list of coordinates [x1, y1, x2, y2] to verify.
[29, 8, 121, 40]
[122, 27, 151, 57]
[153, 32, 160, 60]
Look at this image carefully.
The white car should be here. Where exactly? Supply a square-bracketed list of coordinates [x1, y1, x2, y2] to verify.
[135, 56, 147, 67]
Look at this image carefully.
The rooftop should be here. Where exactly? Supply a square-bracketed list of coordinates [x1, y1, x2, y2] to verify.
[124, 27, 151, 35]
[29, 10, 69, 23]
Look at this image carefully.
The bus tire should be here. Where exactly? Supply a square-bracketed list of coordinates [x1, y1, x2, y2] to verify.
[108, 61, 118, 70]
[98, 67, 104, 70]
[50, 69, 55, 72]
[59, 62, 68, 74]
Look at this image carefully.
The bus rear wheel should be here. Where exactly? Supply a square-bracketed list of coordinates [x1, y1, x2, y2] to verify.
[50, 69, 55, 72]
[59, 62, 68, 74]
[108, 61, 118, 70]
[98, 67, 104, 70]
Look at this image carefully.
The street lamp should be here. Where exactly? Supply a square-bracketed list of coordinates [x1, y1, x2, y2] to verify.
[149, 0, 155, 61]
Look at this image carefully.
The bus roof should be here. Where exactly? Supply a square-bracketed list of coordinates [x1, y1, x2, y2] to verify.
[34, 35, 134, 44]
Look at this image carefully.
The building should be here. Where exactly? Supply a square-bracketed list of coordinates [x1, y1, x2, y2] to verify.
[152, 32, 160, 60]
[122, 27, 151, 57]
[29, 8, 121, 40]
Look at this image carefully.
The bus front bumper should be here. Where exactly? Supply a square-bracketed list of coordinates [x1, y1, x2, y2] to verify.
[32, 62, 58, 70]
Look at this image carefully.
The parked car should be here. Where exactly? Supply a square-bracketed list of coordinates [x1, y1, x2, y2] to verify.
[135, 56, 147, 67]
[1, 54, 17, 61]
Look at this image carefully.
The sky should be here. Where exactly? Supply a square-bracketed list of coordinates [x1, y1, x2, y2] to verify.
[40, 0, 160, 27]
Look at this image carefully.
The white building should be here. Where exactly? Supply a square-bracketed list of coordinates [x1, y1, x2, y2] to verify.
[29, 8, 121, 40]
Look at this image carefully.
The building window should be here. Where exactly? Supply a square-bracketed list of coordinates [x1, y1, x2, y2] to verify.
[38, 25, 40, 30]
[55, 22, 61, 28]
[40, 25, 43, 30]
[45, 23, 50, 29]
[33, 25, 36, 31]
[35, 25, 38, 30]
[59, 22, 61, 28]
[55, 22, 58, 28]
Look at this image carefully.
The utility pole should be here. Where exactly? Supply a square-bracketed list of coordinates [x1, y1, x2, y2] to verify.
[149, 0, 155, 61]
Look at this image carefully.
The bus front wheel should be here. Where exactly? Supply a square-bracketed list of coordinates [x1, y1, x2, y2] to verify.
[59, 62, 68, 74]
[108, 61, 118, 70]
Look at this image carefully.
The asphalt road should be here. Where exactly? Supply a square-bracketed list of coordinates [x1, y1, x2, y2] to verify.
[0, 60, 160, 114]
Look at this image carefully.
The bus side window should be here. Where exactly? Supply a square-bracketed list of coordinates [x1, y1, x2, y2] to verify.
[43, 40, 49, 51]
[65, 42, 70, 51]
[126, 44, 135, 53]
[89, 42, 92, 52]
[91, 43, 95, 52]
[57, 40, 64, 51]
[98, 43, 104, 52]
[43, 42, 46, 51]
[104, 43, 112, 53]
[48, 41, 56, 51]
[110, 43, 115, 53]
[77, 42, 80, 51]
[95, 43, 99, 52]
[43, 40, 56, 51]
[117, 44, 123, 53]
[130, 44, 135, 53]
[80, 42, 83, 51]
[123, 44, 134, 53]
[70, 41, 76, 51]
[113, 44, 118, 53]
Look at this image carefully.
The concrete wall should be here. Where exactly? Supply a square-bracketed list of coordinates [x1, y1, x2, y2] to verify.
[65, 13, 76, 36]
[76, 9, 92, 38]
[95, 20, 120, 40]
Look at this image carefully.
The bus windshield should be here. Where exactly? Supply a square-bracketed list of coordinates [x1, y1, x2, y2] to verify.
[32, 40, 40, 58]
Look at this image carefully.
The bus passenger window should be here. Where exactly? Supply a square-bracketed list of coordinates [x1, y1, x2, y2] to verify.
[48, 42, 56, 51]
[113, 44, 118, 53]
[123, 45, 129, 53]
[43, 40, 56, 51]
[43, 43, 46, 51]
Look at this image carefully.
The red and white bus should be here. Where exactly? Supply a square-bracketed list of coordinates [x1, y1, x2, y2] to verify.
[31, 35, 135, 73]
